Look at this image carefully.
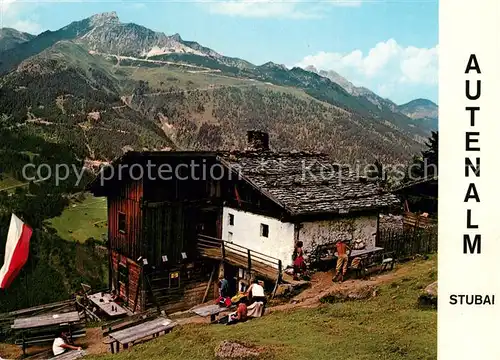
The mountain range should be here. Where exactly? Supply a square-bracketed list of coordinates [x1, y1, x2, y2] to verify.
[0, 12, 438, 167]
[0, 28, 35, 51]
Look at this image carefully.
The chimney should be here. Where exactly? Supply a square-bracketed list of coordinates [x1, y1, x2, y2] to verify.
[247, 130, 269, 151]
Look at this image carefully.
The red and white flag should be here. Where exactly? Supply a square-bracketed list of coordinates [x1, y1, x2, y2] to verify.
[0, 214, 33, 289]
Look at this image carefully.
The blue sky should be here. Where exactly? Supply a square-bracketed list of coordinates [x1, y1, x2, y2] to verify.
[1, 0, 438, 104]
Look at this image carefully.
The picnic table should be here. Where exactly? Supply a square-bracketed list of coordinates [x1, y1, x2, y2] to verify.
[192, 304, 228, 322]
[88, 292, 128, 318]
[12, 311, 83, 356]
[106, 317, 177, 353]
[12, 311, 81, 330]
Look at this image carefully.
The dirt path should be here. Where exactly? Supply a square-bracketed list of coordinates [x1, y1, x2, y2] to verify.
[269, 260, 423, 312]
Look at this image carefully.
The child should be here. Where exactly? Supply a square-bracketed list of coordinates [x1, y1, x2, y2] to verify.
[227, 298, 248, 325]
[292, 241, 306, 280]
[333, 238, 351, 282]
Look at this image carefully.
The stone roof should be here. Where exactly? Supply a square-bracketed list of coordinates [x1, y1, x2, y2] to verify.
[219, 151, 401, 216]
[89, 149, 401, 216]
[392, 175, 438, 193]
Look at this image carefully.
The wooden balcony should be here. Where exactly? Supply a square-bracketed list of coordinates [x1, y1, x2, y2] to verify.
[196, 234, 282, 281]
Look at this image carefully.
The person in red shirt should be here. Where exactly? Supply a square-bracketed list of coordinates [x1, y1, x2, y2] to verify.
[236, 301, 248, 321]
[333, 239, 351, 282]
[227, 298, 248, 325]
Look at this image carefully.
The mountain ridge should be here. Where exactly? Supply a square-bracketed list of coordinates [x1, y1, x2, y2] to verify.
[398, 98, 438, 129]
[0, 12, 436, 166]
[0, 28, 35, 52]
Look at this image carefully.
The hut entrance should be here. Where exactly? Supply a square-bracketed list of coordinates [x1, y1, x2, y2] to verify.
[197, 208, 220, 238]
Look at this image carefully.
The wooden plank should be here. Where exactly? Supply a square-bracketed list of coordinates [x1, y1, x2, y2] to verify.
[202, 265, 217, 304]
[191, 304, 226, 317]
[49, 350, 86, 360]
[109, 317, 176, 344]
[349, 247, 384, 257]
[7, 300, 74, 317]
[12, 312, 80, 330]
[198, 242, 280, 281]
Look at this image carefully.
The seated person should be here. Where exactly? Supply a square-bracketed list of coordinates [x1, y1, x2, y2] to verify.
[227, 299, 248, 325]
[246, 300, 265, 318]
[246, 278, 266, 305]
[53, 332, 82, 356]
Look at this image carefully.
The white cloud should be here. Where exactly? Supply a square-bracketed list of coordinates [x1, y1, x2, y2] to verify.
[8, 19, 42, 33]
[1, 0, 18, 18]
[1, 0, 42, 34]
[207, 0, 360, 19]
[296, 39, 438, 98]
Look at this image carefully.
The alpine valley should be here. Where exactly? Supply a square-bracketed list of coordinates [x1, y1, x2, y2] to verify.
[0, 12, 438, 166]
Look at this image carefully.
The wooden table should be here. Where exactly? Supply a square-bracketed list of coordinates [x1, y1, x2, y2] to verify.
[12, 311, 82, 356]
[348, 247, 384, 258]
[107, 317, 176, 353]
[88, 292, 128, 317]
[191, 304, 227, 322]
[12, 311, 81, 330]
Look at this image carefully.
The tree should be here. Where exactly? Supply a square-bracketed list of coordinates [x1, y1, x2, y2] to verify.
[408, 131, 438, 180]
[366, 159, 386, 184]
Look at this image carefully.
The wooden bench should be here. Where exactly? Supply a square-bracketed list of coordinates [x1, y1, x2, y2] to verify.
[358, 251, 396, 277]
[192, 304, 229, 322]
[48, 350, 86, 360]
[101, 314, 152, 337]
[105, 317, 177, 353]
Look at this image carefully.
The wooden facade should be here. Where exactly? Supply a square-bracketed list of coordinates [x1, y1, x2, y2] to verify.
[90, 152, 281, 313]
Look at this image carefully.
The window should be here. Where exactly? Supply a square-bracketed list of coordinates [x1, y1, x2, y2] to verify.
[118, 262, 128, 285]
[169, 271, 180, 288]
[118, 212, 126, 233]
[228, 213, 234, 226]
[228, 232, 233, 241]
[260, 224, 269, 238]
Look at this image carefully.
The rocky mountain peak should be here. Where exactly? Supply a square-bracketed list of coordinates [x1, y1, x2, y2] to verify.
[304, 65, 318, 72]
[170, 33, 182, 42]
[89, 12, 120, 27]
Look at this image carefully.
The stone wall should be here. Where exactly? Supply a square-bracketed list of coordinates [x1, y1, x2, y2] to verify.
[298, 215, 378, 257]
[379, 214, 404, 231]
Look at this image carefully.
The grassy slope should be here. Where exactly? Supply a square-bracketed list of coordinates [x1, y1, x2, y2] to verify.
[88, 257, 437, 360]
[47, 194, 107, 243]
[120, 64, 318, 102]
[0, 174, 24, 190]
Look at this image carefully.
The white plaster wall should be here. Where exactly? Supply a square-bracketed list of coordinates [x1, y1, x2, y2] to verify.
[221, 207, 295, 267]
[298, 215, 378, 256]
